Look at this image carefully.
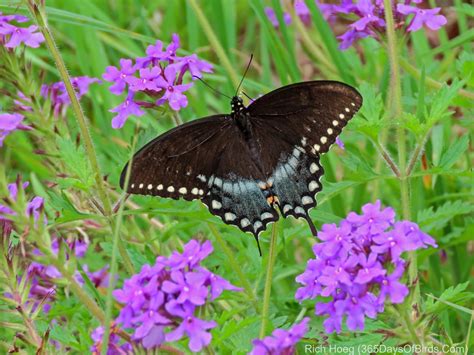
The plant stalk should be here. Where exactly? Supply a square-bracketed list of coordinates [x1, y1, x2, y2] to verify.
[383, 0, 417, 293]
[259, 223, 278, 338]
[24, 0, 112, 217]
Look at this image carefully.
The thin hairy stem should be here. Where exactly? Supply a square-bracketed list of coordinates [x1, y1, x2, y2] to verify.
[259, 223, 278, 338]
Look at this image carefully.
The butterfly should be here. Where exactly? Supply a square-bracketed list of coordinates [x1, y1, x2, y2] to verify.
[120, 80, 362, 254]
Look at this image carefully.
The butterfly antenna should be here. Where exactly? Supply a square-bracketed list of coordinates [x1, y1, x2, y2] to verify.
[242, 91, 253, 101]
[254, 235, 263, 257]
[235, 54, 253, 97]
[192, 76, 232, 99]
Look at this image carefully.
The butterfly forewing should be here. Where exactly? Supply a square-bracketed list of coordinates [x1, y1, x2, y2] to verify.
[248, 81, 362, 156]
[120, 115, 231, 200]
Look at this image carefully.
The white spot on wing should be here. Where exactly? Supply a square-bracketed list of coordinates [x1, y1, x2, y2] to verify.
[198, 189, 204, 196]
[139, 183, 144, 189]
[320, 136, 327, 144]
[283, 204, 292, 214]
[345, 107, 350, 113]
[254, 221, 263, 230]
[157, 184, 163, 190]
[241, 218, 251, 228]
[214, 177, 223, 188]
[191, 187, 199, 195]
[327, 128, 333, 135]
[309, 181, 319, 191]
[131, 184, 135, 188]
[225, 212, 236, 221]
[339, 113, 345, 119]
[261, 212, 273, 220]
[301, 137, 307, 146]
[314, 144, 320, 152]
[333, 120, 339, 126]
[179, 187, 187, 194]
[147, 184, 153, 190]
[295, 206, 305, 215]
[302, 196, 313, 205]
[351, 102, 356, 106]
[310, 163, 319, 174]
[212, 200, 222, 209]
[197, 174, 206, 182]
[167, 186, 175, 192]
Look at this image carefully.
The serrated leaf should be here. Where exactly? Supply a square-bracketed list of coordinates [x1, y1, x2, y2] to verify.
[425, 281, 473, 314]
[417, 200, 474, 232]
[437, 134, 469, 169]
[402, 112, 425, 136]
[427, 79, 465, 125]
[351, 83, 385, 139]
[56, 137, 94, 190]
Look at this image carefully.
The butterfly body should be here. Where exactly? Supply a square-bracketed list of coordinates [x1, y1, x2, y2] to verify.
[121, 81, 362, 248]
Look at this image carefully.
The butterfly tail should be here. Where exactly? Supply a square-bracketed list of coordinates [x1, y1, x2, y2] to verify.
[305, 215, 318, 237]
[254, 236, 263, 257]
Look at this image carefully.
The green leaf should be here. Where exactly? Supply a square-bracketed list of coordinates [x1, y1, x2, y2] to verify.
[427, 79, 465, 125]
[56, 137, 94, 190]
[425, 281, 473, 315]
[417, 200, 474, 232]
[437, 134, 469, 170]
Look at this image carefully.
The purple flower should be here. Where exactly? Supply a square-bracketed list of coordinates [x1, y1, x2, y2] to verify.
[162, 271, 208, 306]
[295, 201, 437, 334]
[103, 59, 136, 95]
[165, 239, 213, 269]
[377, 262, 409, 304]
[155, 65, 193, 111]
[337, 28, 371, 50]
[249, 317, 309, 355]
[41, 76, 100, 116]
[0, 113, 30, 146]
[166, 316, 216, 353]
[351, 0, 385, 32]
[136, 34, 180, 68]
[295, 1, 311, 26]
[90, 325, 133, 355]
[112, 239, 240, 353]
[26, 196, 47, 225]
[264, 7, 291, 28]
[397, 4, 447, 32]
[110, 92, 145, 129]
[125, 67, 161, 92]
[0, 22, 44, 48]
[176, 54, 213, 79]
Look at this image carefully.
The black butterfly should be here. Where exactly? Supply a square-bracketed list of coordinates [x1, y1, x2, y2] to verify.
[120, 80, 362, 253]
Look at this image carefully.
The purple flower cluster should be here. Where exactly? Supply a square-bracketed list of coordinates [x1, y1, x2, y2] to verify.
[331, 0, 447, 49]
[0, 113, 30, 147]
[295, 201, 437, 334]
[0, 12, 44, 49]
[265, 1, 334, 29]
[90, 324, 132, 355]
[40, 76, 101, 117]
[0, 179, 45, 225]
[103, 34, 213, 128]
[264, 1, 447, 50]
[250, 317, 309, 355]
[112, 239, 240, 352]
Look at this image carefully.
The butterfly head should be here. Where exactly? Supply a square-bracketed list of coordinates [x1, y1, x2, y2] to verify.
[230, 96, 245, 115]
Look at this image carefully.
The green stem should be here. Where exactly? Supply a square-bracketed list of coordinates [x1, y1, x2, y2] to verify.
[101, 133, 139, 354]
[259, 223, 278, 338]
[383, 0, 416, 291]
[25, 1, 112, 217]
[188, 0, 240, 88]
[208, 224, 260, 313]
